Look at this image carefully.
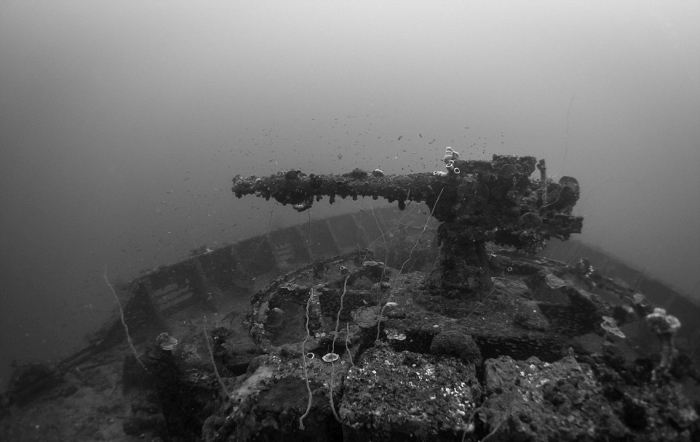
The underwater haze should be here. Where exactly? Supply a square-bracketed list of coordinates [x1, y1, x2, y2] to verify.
[1, 1, 699, 392]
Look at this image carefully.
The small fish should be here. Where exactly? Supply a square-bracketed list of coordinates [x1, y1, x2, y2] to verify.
[398, 135, 403, 141]
[419, 134, 422, 138]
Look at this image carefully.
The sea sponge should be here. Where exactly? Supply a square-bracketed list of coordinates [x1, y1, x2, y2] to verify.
[430, 330, 482, 365]
[645, 308, 681, 378]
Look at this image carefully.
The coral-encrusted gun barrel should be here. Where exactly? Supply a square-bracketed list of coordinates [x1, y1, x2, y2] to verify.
[232, 167, 435, 212]
[231, 152, 582, 236]
[232, 149, 584, 296]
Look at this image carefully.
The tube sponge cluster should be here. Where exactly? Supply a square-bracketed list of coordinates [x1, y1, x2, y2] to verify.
[645, 308, 681, 379]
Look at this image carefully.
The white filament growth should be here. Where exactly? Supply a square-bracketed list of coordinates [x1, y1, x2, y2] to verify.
[103, 267, 148, 373]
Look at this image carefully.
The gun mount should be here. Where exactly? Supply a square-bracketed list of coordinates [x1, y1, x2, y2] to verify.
[232, 148, 583, 298]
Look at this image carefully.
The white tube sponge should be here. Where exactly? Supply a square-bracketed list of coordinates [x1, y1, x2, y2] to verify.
[645, 308, 681, 376]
